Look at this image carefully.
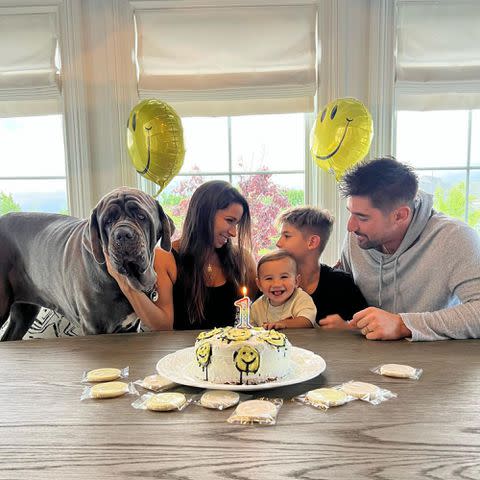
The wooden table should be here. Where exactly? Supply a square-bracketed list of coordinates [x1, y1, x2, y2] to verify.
[1, 329, 479, 479]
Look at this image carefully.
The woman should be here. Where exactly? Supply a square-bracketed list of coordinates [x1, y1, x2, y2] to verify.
[105, 180, 256, 330]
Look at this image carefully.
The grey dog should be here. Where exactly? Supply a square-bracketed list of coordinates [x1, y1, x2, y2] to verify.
[0, 187, 173, 341]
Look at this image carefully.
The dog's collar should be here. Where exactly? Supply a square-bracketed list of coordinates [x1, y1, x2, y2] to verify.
[145, 288, 158, 303]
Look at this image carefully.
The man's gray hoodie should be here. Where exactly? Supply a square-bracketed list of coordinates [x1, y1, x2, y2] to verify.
[340, 191, 480, 341]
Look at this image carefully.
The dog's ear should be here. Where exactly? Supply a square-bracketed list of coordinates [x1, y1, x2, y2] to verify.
[156, 202, 174, 251]
[83, 206, 106, 264]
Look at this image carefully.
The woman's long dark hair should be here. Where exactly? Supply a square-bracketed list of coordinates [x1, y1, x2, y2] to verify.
[178, 180, 252, 326]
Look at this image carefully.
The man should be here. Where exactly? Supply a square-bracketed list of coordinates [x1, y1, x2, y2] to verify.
[276, 206, 367, 327]
[340, 157, 480, 341]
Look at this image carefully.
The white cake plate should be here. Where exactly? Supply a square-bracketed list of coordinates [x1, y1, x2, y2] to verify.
[156, 346, 326, 391]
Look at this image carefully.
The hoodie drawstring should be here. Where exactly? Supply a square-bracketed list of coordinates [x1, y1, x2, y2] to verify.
[378, 255, 400, 312]
[378, 256, 384, 307]
[392, 256, 399, 313]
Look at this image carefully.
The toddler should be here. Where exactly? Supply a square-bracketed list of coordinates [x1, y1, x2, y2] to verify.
[251, 250, 316, 330]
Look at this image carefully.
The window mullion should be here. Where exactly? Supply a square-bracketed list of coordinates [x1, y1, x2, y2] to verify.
[466, 110, 473, 223]
[228, 116, 233, 184]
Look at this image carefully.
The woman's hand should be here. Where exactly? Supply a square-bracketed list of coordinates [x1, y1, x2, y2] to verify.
[102, 247, 176, 331]
[103, 251, 131, 293]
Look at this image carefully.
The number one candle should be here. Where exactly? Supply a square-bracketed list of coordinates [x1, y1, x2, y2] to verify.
[234, 286, 252, 328]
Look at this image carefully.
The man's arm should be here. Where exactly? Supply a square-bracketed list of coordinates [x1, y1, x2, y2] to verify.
[402, 225, 480, 341]
[401, 301, 480, 341]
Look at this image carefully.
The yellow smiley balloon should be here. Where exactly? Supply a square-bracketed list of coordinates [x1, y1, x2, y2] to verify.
[127, 99, 186, 193]
[310, 98, 373, 180]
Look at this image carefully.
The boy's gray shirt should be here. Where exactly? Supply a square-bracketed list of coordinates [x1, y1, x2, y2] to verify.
[340, 191, 480, 341]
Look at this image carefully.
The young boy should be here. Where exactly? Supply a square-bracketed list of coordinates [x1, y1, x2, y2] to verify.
[251, 250, 316, 330]
[276, 207, 367, 329]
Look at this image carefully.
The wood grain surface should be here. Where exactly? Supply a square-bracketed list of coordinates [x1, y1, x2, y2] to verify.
[0, 329, 479, 479]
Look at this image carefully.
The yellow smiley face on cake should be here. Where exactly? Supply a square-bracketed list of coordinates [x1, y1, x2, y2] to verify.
[259, 329, 287, 347]
[224, 328, 252, 342]
[196, 327, 224, 341]
[233, 345, 260, 374]
[195, 342, 212, 367]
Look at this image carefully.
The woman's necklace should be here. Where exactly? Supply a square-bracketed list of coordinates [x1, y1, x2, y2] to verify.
[206, 263, 215, 284]
[206, 253, 219, 285]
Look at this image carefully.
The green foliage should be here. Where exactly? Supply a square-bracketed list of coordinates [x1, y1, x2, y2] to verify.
[0, 192, 21, 215]
[286, 189, 304, 206]
[158, 192, 183, 206]
[434, 182, 480, 228]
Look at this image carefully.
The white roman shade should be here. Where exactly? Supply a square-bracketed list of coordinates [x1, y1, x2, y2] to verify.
[135, 4, 317, 116]
[0, 11, 61, 116]
[396, 1, 480, 110]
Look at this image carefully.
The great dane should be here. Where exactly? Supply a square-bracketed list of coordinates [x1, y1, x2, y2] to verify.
[0, 187, 173, 341]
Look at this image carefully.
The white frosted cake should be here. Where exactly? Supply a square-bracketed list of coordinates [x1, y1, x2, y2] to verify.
[192, 327, 292, 385]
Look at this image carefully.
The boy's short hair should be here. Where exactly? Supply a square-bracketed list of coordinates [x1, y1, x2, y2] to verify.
[339, 156, 419, 213]
[276, 206, 334, 254]
[257, 249, 298, 277]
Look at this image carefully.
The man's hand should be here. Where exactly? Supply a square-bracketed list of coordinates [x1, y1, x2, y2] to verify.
[351, 307, 411, 340]
[318, 314, 351, 330]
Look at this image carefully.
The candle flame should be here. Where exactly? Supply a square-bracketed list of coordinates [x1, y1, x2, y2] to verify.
[242, 286, 247, 296]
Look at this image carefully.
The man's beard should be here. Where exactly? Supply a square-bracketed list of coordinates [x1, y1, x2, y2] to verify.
[355, 233, 381, 250]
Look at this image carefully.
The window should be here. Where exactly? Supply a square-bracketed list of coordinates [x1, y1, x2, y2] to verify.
[395, 110, 480, 233]
[0, 115, 67, 214]
[158, 113, 307, 256]
[134, 3, 316, 256]
[394, 2, 480, 235]
[0, 8, 66, 215]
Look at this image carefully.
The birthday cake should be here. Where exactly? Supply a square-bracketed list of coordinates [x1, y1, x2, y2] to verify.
[192, 327, 292, 385]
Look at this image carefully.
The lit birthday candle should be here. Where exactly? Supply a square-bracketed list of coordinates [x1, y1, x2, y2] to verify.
[234, 286, 252, 328]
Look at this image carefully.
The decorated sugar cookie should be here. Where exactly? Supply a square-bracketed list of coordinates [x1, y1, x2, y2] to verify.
[200, 390, 240, 410]
[306, 388, 349, 407]
[341, 381, 380, 399]
[91, 381, 129, 399]
[379, 364, 417, 378]
[141, 374, 176, 392]
[145, 392, 187, 411]
[86, 368, 122, 382]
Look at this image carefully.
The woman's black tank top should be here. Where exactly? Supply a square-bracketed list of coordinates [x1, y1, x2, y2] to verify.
[172, 250, 239, 330]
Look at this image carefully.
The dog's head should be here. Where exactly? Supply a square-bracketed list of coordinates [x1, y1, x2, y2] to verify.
[83, 187, 174, 292]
